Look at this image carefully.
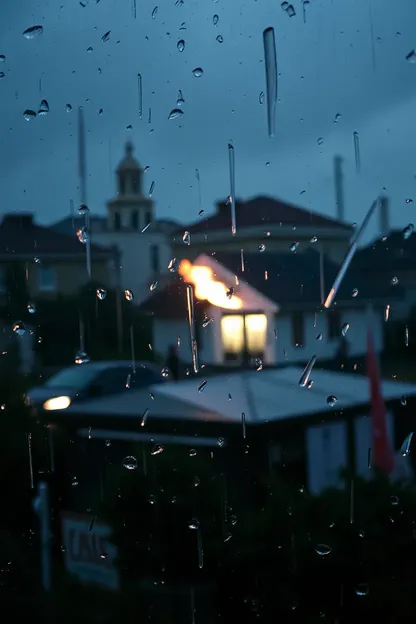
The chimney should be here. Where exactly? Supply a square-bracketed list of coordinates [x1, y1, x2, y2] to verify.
[333, 155, 345, 222]
[379, 196, 390, 236]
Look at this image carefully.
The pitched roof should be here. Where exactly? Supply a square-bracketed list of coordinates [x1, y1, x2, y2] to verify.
[139, 250, 402, 318]
[180, 196, 353, 236]
[51, 215, 106, 236]
[0, 214, 112, 258]
[139, 279, 209, 319]
[214, 249, 402, 307]
[352, 229, 416, 272]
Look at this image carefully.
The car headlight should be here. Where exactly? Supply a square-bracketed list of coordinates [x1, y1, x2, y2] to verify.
[43, 396, 71, 411]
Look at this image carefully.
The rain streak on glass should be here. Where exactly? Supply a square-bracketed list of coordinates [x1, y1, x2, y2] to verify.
[137, 73, 143, 119]
[353, 131, 361, 174]
[186, 284, 199, 374]
[299, 355, 317, 387]
[341, 323, 349, 336]
[401, 432, 414, 456]
[228, 142, 237, 235]
[263, 27, 278, 138]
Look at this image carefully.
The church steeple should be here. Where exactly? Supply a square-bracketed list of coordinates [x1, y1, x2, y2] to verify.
[116, 141, 143, 196]
[107, 141, 153, 232]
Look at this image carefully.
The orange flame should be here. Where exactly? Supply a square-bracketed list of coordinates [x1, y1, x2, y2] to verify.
[179, 260, 243, 310]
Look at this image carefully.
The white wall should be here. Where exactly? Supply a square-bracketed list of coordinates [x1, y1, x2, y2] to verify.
[94, 230, 172, 303]
[272, 306, 383, 364]
[154, 305, 383, 367]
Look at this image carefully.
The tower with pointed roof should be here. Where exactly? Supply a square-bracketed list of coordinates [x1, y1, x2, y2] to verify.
[107, 141, 153, 232]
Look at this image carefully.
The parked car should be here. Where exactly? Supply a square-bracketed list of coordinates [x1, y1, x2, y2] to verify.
[26, 360, 168, 412]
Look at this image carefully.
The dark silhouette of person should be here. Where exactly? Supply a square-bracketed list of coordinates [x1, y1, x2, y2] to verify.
[166, 344, 180, 381]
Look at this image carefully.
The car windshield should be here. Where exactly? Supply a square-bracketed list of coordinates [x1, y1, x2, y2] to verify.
[45, 365, 99, 389]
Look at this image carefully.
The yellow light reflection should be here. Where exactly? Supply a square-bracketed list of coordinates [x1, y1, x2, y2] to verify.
[245, 314, 267, 353]
[221, 315, 245, 353]
[179, 260, 242, 309]
[43, 396, 71, 411]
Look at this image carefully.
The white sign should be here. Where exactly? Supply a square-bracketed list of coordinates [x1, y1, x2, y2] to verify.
[61, 512, 119, 591]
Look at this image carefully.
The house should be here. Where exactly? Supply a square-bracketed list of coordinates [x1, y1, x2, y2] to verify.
[39, 366, 416, 496]
[0, 213, 116, 299]
[139, 249, 402, 367]
[172, 196, 355, 264]
[352, 228, 416, 322]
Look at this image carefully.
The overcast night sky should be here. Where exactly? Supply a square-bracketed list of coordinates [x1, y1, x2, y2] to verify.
[1, 0, 416, 234]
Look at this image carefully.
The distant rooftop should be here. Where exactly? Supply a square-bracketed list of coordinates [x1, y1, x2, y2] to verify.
[178, 196, 353, 237]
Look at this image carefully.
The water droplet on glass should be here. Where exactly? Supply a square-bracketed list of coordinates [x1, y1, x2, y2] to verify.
[168, 258, 178, 272]
[334, 113, 342, 124]
[161, 367, 169, 378]
[0, 55, 6, 63]
[406, 198, 413, 204]
[176, 90, 185, 106]
[148, 181, 155, 196]
[315, 543, 332, 556]
[355, 584, 369, 597]
[198, 380, 207, 393]
[189, 449, 197, 457]
[66, 103, 72, 112]
[316, 332, 323, 341]
[352, 288, 359, 297]
[258, 243, 266, 252]
[193, 476, 200, 487]
[12, 321, 26, 336]
[217, 437, 225, 447]
[263, 27, 277, 138]
[75, 351, 90, 365]
[87, 46, 93, 53]
[27, 302, 36, 314]
[23, 25, 43, 39]
[406, 49, 416, 63]
[290, 241, 299, 252]
[403, 223, 414, 239]
[400, 431, 414, 456]
[124, 289, 134, 301]
[151, 444, 164, 456]
[123, 455, 138, 470]
[202, 317, 214, 328]
[192, 67, 203, 77]
[177, 39, 185, 52]
[105, 439, 111, 447]
[71, 476, 79, 487]
[390, 495, 400, 506]
[341, 322, 349, 336]
[255, 358, 263, 371]
[182, 231, 191, 245]
[38, 99, 49, 115]
[168, 108, 184, 120]
[327, 395, 337, 407]
[286, 4, 296, 17]
[78, 203, 89, 215]
[96, 288, 106, 300]
[213, 14, 219, 24]
[148, 494, 156, 505]
[0, 72, 5, 79]
[189, 518, 200, 530]
[76, 227, 89, 244]
[151, 6, 158, 18]
[216, 35, 223, 43]
[317, 137, 324, 146]
[150, 281, 158, 292]
[310, 235, 318, 243]
[390, 276, 399, 286]
[23, 109, 36, 121]
[101, 30, 111, 42]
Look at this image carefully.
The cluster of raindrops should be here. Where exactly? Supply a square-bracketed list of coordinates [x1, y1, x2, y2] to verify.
[24, 99, 49, 121]
[281, 1, 296, 17]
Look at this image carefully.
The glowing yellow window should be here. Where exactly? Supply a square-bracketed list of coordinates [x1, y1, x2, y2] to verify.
[245, 314, 267, 353]
[221, 315, 244, 354]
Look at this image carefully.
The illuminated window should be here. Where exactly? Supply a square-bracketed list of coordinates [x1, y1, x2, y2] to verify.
[221, 315, 244, 355]
[245, 314, 267, 354]
[221, 313, 267, 359]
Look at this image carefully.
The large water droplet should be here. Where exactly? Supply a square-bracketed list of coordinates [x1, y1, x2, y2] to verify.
[327, 395, 337, 407]
[341, 322, 349, 336]
[12, 321, 26, 336]
[96, 288, 106, 300]
[23, 109, 36, 121]
[352, 288, 359, 297]
[0, 55, 6, 63]
[75, 351, 90, 365]
[23, 25, 43, 39]
[403, 223, 414, 239]
[315, 543, 332, 556]
[124, 289, 134, 301]
[78, 203, 89, 215]
[38, 99, 49, 115]
[189, 518, 200, 530]
[390, 276, 399, 286]
[177, 39, 185, 52]
[168, 258, 178, 272]
[192, 67, 203, 77]
[216, 35, 223, 43]
[151, 6, 158, 18]
[183, 231, 191, 245]
[76, 227, 89, 244]
[66, 103, 72, 113]
[168, 108, 184, 120]
[176, 90, 185, 106]
[290, 241, 299, 252]
[161, 367, 170, 378]
[123, 455, 138, 470]
[101, 30, 111, 42]
[27, 302, 36, 314]
[213, 14, 219, 25]
[355, 583, 369, 597]
[406, 49, 416, 63]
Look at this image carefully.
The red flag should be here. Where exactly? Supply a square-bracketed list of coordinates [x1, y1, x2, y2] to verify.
[367, 330, 395, 474]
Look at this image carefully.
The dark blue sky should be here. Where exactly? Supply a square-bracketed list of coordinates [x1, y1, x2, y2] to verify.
[1, 0, 416, 233]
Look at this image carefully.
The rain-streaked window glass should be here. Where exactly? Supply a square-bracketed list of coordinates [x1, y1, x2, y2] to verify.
[291, 311, 305, 346]
[245, 313, 267, 355]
